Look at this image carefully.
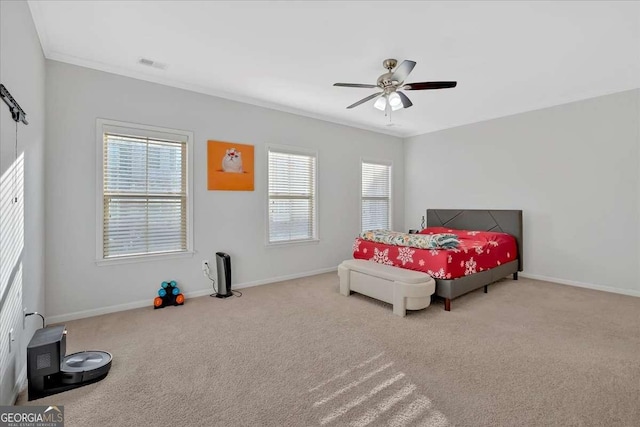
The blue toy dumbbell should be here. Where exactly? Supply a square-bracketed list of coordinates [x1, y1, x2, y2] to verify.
[154, 280, 185, 309]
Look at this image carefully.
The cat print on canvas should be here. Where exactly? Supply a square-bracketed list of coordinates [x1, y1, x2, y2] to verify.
[222, 148, 243, 173]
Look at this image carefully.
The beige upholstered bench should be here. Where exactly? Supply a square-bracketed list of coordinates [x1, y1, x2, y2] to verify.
[338, 259, 436, 317]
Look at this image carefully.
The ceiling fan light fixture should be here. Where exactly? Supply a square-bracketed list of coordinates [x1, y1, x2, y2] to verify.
[373, 96, 387, 111]
[388, 92, 402, 108]
[334, 58, 456, 111]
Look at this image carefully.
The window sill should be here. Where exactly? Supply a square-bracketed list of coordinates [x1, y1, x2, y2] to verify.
[265, 238, 320, 248]
[96, 251, 194, 266]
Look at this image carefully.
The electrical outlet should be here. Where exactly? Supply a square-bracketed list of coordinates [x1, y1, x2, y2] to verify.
[202, 260, 209, 276]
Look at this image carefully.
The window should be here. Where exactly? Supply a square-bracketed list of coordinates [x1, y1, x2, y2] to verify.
[267, 146, 317, 244]
[361, 161, 392, 232]
[97, 119, 193, 263]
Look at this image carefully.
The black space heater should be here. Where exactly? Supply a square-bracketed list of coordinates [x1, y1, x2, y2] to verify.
[27, 325, 112, 400]
[215, 252, 233, 298]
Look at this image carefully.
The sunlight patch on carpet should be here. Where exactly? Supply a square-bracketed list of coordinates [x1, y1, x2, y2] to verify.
[308, 352, 384, 393]
[320, 372, 406, 425]
[349, 383, 417, 427]
[388, 396, 432, 427]
[311, 353, 451, 426]
[314, 361, 394, 407]
[416, 410, 450, 427]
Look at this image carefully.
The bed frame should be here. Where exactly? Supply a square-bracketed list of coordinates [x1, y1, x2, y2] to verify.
[426, 209, 523, 311]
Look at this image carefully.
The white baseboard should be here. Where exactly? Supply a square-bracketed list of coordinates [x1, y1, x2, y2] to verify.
[231, 266, 337, 290]
[520, 273, 640, 297]
[47, 266, 338, 324]
[10, 366, 26, 405]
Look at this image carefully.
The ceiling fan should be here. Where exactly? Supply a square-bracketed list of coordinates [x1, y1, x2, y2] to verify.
[333, 59, 457, 112]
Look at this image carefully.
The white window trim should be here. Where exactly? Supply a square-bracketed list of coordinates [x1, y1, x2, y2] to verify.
[265, 144, 319, 247]
[95, 118, 194, 265]
[360, 158, 393, 233]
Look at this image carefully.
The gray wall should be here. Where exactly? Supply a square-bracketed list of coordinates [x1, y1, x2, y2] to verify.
[0, 1, 46, 404]
[45, 61, 404, 320]
[404, 89, 640, 295]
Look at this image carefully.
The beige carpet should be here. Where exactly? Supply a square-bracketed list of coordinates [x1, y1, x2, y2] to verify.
[17, 274, 640, 426]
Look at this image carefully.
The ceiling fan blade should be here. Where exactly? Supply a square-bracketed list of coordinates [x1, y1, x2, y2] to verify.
[391, 60, 416, 83]
[334, 83, 378, 88]
[403, 81, 457, 90]
[346, 92, 383, 109]
[397, 91, 413, 108]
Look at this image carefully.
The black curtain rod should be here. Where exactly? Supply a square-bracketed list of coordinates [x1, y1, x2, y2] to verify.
[0, 84, 28, 125]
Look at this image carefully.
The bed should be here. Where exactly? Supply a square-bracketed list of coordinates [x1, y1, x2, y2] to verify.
[353, 209, 523, 311]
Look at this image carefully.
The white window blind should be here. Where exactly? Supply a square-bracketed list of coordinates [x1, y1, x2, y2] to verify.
[102, 131, 187, 259]
[362, 162, 391, 232]
[268, 148, 317, 243]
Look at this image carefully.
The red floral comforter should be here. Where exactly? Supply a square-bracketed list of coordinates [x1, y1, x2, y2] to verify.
[353, 227, 518, 279]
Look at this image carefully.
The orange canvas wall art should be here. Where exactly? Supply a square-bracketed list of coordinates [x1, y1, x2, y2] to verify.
[207, 140, 255, 191]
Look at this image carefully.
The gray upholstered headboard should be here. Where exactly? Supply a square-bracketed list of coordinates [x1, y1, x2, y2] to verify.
[426, 209, 523, 271]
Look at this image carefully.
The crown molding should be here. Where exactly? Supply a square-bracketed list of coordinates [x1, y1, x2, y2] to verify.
[27, 0, 404, 138]
[43, 51, 406, 139]
[43, 50, 639, 142]
[26, 1, 640, 141]
[403, 86, 640, 139]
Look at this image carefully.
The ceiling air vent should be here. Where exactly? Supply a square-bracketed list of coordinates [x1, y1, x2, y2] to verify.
[138, 58, 167, 70]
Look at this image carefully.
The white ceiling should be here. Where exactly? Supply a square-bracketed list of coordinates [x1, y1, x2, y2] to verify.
[28, 1, 640, 137]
